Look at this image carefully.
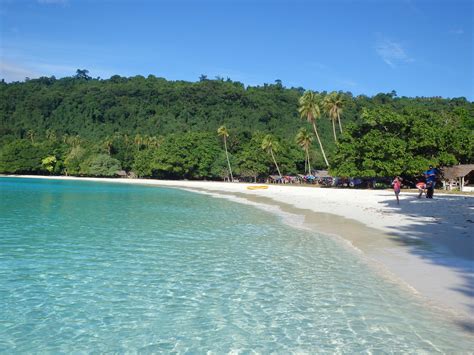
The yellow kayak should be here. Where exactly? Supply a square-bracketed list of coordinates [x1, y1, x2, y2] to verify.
[247, 185, 269, 190]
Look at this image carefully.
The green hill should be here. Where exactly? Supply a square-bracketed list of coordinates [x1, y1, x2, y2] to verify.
[1, 73, 472, 179]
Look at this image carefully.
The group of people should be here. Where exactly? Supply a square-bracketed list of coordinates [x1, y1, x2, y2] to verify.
[392, 166, 437, 204]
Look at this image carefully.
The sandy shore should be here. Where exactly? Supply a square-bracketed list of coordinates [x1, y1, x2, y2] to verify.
[5, 175, 474, 327]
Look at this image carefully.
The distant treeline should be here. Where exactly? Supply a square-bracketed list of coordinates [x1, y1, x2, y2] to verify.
[0, 71, 473, 180]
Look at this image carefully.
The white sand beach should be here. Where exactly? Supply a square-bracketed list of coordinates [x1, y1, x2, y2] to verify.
[7, 176, 474, 327]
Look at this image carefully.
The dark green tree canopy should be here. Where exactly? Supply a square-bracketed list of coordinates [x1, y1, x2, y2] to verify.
[331, 107, 473, 178]
[1, 73, 472, 180]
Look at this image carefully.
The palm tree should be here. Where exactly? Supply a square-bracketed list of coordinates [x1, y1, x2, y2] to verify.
[296, 128, 313, 175]
[298, 91, 329, 167]
[146, 136, 161, 149]
[70, 135, 81, 148]
[261, 134, 282, 177]
[217, 125, 234, 182]
[324, 92, 344, 138]
[103, 136, 113, 155]
[134, 134, 143, 151]
[26, 129, 35, 143]
[45, 129, 56, 142]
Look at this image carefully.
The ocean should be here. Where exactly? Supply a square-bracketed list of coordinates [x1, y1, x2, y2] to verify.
[0, 177, 471, 352]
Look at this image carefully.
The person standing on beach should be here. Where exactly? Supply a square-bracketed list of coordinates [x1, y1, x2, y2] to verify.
[392, 176, 402, 205]
[424, 166, 437, 199]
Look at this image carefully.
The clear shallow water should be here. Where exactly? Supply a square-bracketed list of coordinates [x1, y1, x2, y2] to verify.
[0, 177, 471, 353]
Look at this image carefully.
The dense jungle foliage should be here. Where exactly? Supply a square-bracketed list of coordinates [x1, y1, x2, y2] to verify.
[1, 71, 473, 180]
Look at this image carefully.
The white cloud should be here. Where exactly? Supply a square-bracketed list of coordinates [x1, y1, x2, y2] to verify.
[375, 38, 413, 68]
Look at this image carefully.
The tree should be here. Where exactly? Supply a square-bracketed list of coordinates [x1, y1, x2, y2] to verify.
[45, 129, 57, 142]
[296, 128, 313, 175]
[298, 91, 329, 167]
[153, 132, 222, 179]
[0, 74, 472, 181]
[75, 69, 91, 80]
[134, 134, 143, 151]
[217, 125, 234, 182]
[26, 129, 35, 143]
[331, 106, 474, 178]
[41, 156, 57, 173]
[103, 136, 113, 155]
[80, 154, 121, 176]
[0, 140, 44, 173]
[132, 149, 155, 177]
[261, 134, 282, 177]
[323, 92, 344, 142]
[210, 153, 234, 180]
[64, 146, 87, 175]
[236, 133, 270, 182]
[145, 135, 161, 149]
[66, 135, 82, 148]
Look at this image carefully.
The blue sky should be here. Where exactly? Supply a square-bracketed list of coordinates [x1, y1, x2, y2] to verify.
[1, 0, 472, 99]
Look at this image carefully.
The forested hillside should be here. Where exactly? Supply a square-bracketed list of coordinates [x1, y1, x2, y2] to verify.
[1, 72, 473, 180]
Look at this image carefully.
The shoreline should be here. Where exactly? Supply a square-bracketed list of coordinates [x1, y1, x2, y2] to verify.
[3, 175, 474, 329]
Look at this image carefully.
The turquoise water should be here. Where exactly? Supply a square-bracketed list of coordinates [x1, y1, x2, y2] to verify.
[0, 177, 471, 353]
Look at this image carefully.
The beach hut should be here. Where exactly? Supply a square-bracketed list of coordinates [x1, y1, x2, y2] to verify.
[441, 164, 474, 192]
[117, 170, 128, 178]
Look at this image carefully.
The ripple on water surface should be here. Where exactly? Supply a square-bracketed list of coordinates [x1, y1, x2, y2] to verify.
[0, 177, 472, 353]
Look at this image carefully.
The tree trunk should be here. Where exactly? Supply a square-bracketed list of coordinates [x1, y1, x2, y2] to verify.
[270, 149, 282, 177]
[306, 148, 311, 175]
[332, 119, 337, 143]
[304, 153, 307, 175]
[223, 137, 234, 182]
[312, 122, 329, 167]
[337, 112, 343, 133]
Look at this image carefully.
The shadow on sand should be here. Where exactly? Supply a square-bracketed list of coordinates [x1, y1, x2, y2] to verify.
[380, 193, 474, 332]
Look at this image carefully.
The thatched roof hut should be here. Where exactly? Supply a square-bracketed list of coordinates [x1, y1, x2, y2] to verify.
[441, 164, 474, 192]
[117, 170, 128, 178]
[441, 164, 474, 179]
[312, 170, 331, 178]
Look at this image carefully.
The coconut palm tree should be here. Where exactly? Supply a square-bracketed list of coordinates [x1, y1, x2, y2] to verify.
[323, 94, 338, 142]
[217, 125, 234, 182]
[103, 136, 113, 155]
[296, 128, 313, 175]
[146, 136, 161, 149]
[45, 129, 56, 142]
[324, 92, 344, 138]
[134, 134, 143, 151]
[298, 91, 329, 167]
[71, 135, 81, 148]
[261, 134, 282, 177]
[26, 129, 35, 143]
